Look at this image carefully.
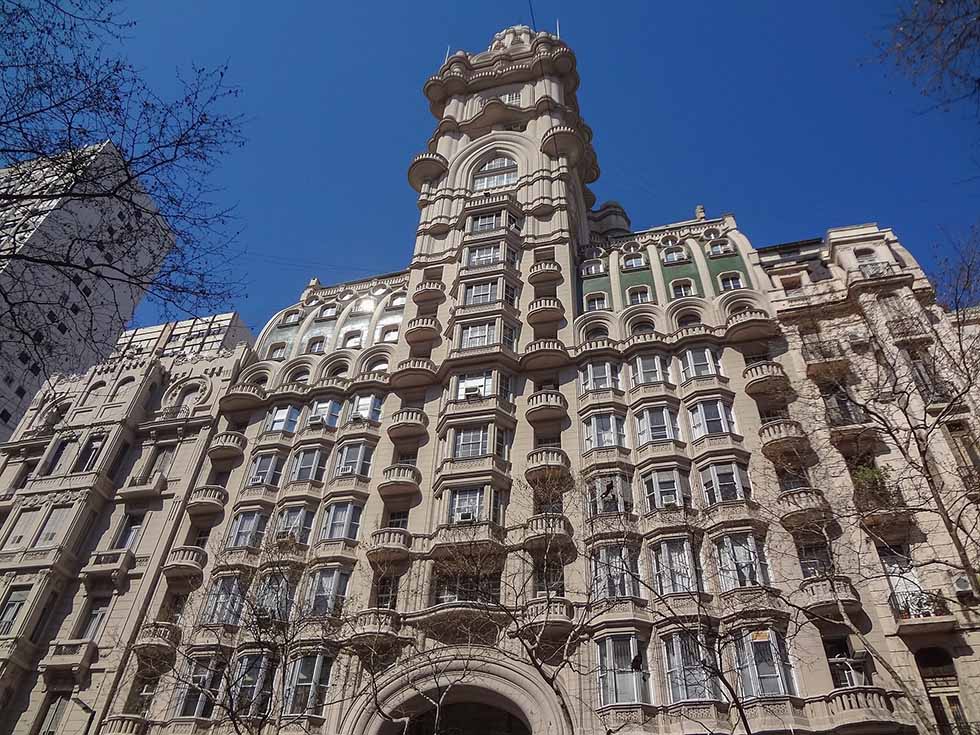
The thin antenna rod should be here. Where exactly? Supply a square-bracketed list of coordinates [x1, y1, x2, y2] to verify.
[527, 0, 537, 30]
[444, 44, 450, 63]
[556, 18, 560, 39]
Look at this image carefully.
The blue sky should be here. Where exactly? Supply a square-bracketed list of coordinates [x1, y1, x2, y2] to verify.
[126, 1, 979, 335]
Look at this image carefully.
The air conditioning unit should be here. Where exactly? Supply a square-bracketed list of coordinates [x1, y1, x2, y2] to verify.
[350, 413, 364, 422]
[951, 573, 976, 600]
[464, 387, 483, 399]
[275, 530, 296, 543]
[846, 330, 871, 348]
[308, 415, 324, 428]
[457, 511, 475, 523]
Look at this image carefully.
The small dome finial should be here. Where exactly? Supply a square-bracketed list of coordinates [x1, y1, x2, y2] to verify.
[488, 25, 534, 52]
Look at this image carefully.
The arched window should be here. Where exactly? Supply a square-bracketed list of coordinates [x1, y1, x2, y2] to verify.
[249, 374, 269, 387]
[631, 321, 656, 336]
[473, 155, 518, 191]
[622, 253, 645, 270]
[677, 312, 701, 328]
[176, 385, 199, 409]
[663, 247, 688, 264]
[380, 326, 399, 343]
[365, 358, 389, 373]
[585, 326, 609, 341]
[672, 281, 694, 299]
[627, 287, 651, 306]
[318, 304, 337, 319]
[343, 332, 363, 349]
[282, 311, 301, 325]
[729, 302, 752, 315]
[581, 260, 604, 276]
[585, 293, 608, 312]
[708, 239, 734, 256]
[289, 369, 310, 384]
[268, 343, 286, 361]
[84, 382, 106, 407]
[111, 377, 135, 400]
[855, 248, 877, 263]
[329, 363, 349, 378]
[307, 337, 325, 354]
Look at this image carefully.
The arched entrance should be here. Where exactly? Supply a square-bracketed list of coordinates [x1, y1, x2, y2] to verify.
[394, 701, 531, 735]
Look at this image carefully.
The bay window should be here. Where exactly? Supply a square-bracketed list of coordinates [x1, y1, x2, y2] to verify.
[291, 448, 326, 483]
[636, 406, 680, 445]
[267, 405, 301, 433]
[680, 347, 719, 381]
[642, 467, 691, 510]
[716, 533, 770, 591]
[663, 632, 720, 703]
[700, 462, 751, 505]
[73, 434, 106, 473]
[37, 505, 71, 546]
[534, 557, 565, 596]
[275, 506, 314, 544]
[583, 413, 627, 451]
[233, 654, 275, 716]
[3, 509, 38, 549]
[177, 658, 225, 718]
[320, 502, 362, 540]
[631, 353, 669, 386]
[285, 653, 333, 716]
[433, 573, 500, 604]
[592, 544, 641, 598]
[588, 474, 633, 515]
[797, 542, 833, 578]
[689, 399, 736, 438]
[203, 576, 245, 625]
[256, 573, 293, 620]
[349, 394, 382, 422]
[460, 321, 495, 349]
[454, 425, 489, 458]
[457, 370, 493, 399]
[597, 635, 650, 705]
[306, 567, 350, 616]
[652, 537, 700, 594]
[731, 628, 795, 697]
[227, 510, 268, 548]
[248, 453, 284, 486]
[334, 442, 374, 477]
[465, 281, 496, 305]
[580, 361, 620, 392]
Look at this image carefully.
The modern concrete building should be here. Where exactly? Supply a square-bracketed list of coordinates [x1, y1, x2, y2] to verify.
[1, 24, 979, 735]
[0, 142, 172, 441]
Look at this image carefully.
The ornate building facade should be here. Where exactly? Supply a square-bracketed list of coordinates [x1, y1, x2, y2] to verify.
[1, 24, 978, 735]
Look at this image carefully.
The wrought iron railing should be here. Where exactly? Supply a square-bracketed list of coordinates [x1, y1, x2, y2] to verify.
[888, 589, 951, 620]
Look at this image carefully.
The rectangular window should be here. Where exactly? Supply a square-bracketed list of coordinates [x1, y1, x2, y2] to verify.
[43, 438, 75, 476]
[4, 508, 39, 549]
[716, 533, 770, 591]
[465, 281, 497, 305]
[37, 506, 72, 546]
[636, 406, 679, 444]
[268, 405, 301, 433]
[653, 538, 699, 594]
[580, 362, 620, 391]
[461, 322, 495, 349]
[433, 574, 500, 604]
[681, 348, 717, 381]
[664, 632, 719, 703]
[349, 394, 383, 422]
[38, 696, 70, 735]
[335, 442, 374, 476]
[233, 654, 275, 716]
[249, 453, 284, 486]
[632, 354, 667, 385]
[203, 576, 244, 625]
[494, 428, 512, 460]
[643, 468, 690, 509]
[310, 399, 341, 427]
[292, 448, 326, 483]
[457, 370, 493, 399]
[690, 400, 735, 438]
[450, 487, 484, 523]
[386, 510, 409, 529]
[0, 587, 29, 635]
[733, 629, 795, 697]
[115, 512, 145, 550]
[535, 558, 565, 596]
[286, 653, 333, 716]
[597, 635, 650, 705]
[502, 324, 517, 350]
[149, 444, 176, 476]
[178, 658, 225, 718]
[307, 568, 350, 616]
[256, 574, 293, 621]
[227, 511, 269, 548]
[592, 545, 640, 598]
[587, 474, 633, 516]
[321, 502, 363, 540]
[503, 283, 518, 306]
[798, 543, 832, 578]
[79, 596, 110, 639]
[472, 212, 502, 232]
[376, 576, 399, 609]
[454, 426, 489, 458]
[583, 414, 627, 450]
[276, 507, 315, 544]
[468, 244, 499, 266]
[700, 463, 751, 505]
[73, 434, 106, 473]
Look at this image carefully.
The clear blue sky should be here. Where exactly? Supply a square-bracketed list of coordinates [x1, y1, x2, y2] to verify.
[126, 1, 980, 335]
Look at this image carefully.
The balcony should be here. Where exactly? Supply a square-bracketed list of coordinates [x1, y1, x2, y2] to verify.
[799, 575, 861, 617]
[585, 512, 640, 544]
[237, 482, 279, 507]
[429, 521, 505, 558]
[350, 370, 390, 392]
[524, 448, 571, 484]
[408, 599, 509, 631]
[405, 316, 441, 344]
[759, 419, 808, 458]
[365, 527, 413, 564]
[522, 597, 574, 635]
[388, 408, 429, 439]
[347, 608, 406, 648]
[639, 505, 700, 539]
[960, 465, 980, 503]
[390, 358, 437, 389]
[886, 317, 932, 346]
[889, 589, 956, 634]
[312, 375, 352, 396]
[573, 337, 620, 361]
[80, 548, 135, 591]
[434, 454, 510, 491]
[525, 390, 568, 424]
[268, 381, 312, 401]
[820, 687, 914, 732]
[413, 280, 447, 305]
[742, 361, 790, 396]
[700, 499, 766, 535]
[162, 545, 207, 586]
[854, 482, 911, 532]
[776, 488, 831, 530]
[378, 464, 422, 498]
[117, 471, 167, 502]
[220, 382, 267, 412]
[407, 151, 448, 191]
[207, 431, 247, 462]
[186, 485, 228, 516]
[848, 261, 912, 292]
[826, 406, 873, 442]
[309, 537, 358, 565]
[527, 297, 563, 325]
[133, 620, 181, 659]
[725, 308, 777, 340]
[581, 445, 633, 473]
[523, 513, 573, 550]
[527, 260, 563, 285]
[717, 586, 784, 621]
[521, 339, 569, 370]
[802, 340, 849, 378]
[99, 716, 148, 735]
[39, 639, 98, 683]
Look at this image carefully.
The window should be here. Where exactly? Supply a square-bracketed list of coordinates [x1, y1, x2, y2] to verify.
[285, 653, 333, 716]
[42, 437, 75, 476]
[581, 259, 604, 276]
[672, 280, 694, 298]
[823, 637, 869, 689]
[473, 156, 518, 191]
[663, 247, 687, 263]
[716, 533, 770, 590]
[116, 513, 145, 550]
[583, 414, 627, 451]
[3, 509, 39, 549]
[457, 370, 493, 399]
[307, 337, 325, 354]
[365, 359, 389, 376]
[732, 629, 795, 697]
[177, 658, 225, 718]
[631, 320, 656, 336]
[318, 304, 337, 319]
[460, 321, 495, 349]
[592, 545, 640, 598]
[597, 635, 650, 705]
[664, 632, 720, 702]
[627, 287, 651, 305]
[248, 453, 284, 486]
[622, 253, 645, 270]
[282, 311, 301, 325]
[256, 574, 294, 621]
[499, 90, 522, 104]
[680, 347, 718, 381]
[636, 406, 680, 445]
[454, 425, 489, 458]
[585, 326, 608, 340]
[433, 573, 500, 604]
[643, 468, 691, 510]
[689, 400, 736, 438]
[268, 344, 286, 360]
[502, 324, 517, 350]
[267, 405, 301, 433]
[380, 326, 399, 343]
[276, 507, 315, 544]
[37, 506, 71, 546]
[290, 448, 326, 483]
[472, 211, 503, 232]
[386, 509, 410, 529]
[0, 588, 29, 635]
[534, 557, 565, 596]
[349, 394, 383, 422]
[468, 244, 499, 267]
[227, 511, 269, 548]
[342, 331, 362, 349]
[390, 293, 406, 308]
[38, 696, 69, 735]
[585, 293, 608, 312]
[334, 442, 374, 477]
[720, 273, 743, 291]
[232, 654, 275, 717]
[376, 575, 400, 609]
[203, 577, 244, 625]
[631, 354, 668, 385]
[148, 444, 176, 476]
[708, 239, 734, 256]
[309, 399, 341, 428]
[700, 462, 751, 504]
[291, 368, 310, 384]
[73, 434, 106, 473]
[798, 542, 833, 578]
[320, 502, 363, 540]
[465, 281, 497, 305]
[449, 487, 486, 523]
[580, 362, 620, 391]
[306, 568, 350, 616]
[653, 538, 700, 594]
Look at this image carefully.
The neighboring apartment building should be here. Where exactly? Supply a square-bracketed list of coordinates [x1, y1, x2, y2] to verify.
[2, 24, 979, 735]
[0, 142, 172, 441]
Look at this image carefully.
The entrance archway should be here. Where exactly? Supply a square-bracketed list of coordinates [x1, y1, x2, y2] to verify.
[391, 701, 531, 735]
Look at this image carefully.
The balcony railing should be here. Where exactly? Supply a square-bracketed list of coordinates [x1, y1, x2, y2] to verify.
[888, 589, 951, 620]
[826, 405, 868, 427]
[803, 339, 845, 362]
